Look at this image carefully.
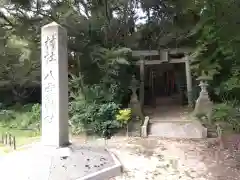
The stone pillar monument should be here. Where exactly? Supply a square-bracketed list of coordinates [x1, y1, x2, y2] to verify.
[41, 22, 69, 147]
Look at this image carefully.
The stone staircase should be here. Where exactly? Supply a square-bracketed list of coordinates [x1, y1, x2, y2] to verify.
[148, 120, 207, 139]
[144, 104, 207, 139]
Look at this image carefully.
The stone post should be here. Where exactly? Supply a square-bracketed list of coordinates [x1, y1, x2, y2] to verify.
[185, 56, 193, 107]
[139, 57, 145, 108]
[41, 22, 69, 147]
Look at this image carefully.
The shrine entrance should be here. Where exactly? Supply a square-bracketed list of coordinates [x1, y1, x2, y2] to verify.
[144, 62, 187, 107]
[130, 49, 209, 138]
[132, 48, 194, 112]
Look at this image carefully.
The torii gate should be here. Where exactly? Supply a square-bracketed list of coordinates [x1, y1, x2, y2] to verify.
[132, 47, 193, 108]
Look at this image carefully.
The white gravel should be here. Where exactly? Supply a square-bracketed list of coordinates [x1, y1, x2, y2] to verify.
[105, 137, 240, 180]
[0, 136, 239, 180]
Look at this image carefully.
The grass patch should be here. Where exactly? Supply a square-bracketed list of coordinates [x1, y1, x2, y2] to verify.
[0, 127, 40, 153]
[0, 103, 41, 153]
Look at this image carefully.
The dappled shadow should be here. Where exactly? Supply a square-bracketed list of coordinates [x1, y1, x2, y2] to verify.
[101, 137, 240, 180]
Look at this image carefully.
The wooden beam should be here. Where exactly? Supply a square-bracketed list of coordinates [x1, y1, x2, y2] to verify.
[169, 48, 192, 55]
[136, 57, 186, 65]
[170, 58, 187, 63]
[132, 50, 159, 57]
[132, 48, 192, 57]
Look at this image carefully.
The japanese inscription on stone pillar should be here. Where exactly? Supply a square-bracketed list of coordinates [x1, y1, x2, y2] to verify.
[42, 33, 57, 123]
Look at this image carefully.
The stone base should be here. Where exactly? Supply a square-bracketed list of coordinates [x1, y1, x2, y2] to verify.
[149, 121, 207, 139]
[0, 143, 122, 180]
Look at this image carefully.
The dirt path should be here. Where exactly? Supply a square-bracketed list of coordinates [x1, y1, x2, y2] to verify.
[0, 135, 239, 180]
[96, 137, 240, 180]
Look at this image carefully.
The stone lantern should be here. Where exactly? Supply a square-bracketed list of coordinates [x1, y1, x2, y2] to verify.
[194, 75, 213, 121]
[130, 75, 139, 103]
[129, 75, 144, 121]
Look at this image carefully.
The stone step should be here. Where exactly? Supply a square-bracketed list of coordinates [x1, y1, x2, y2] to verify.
[150, 120, 192, 123]
[148, 121, 207, 139]
[200, 123, 218, 138]
[206, 127, 218, 138]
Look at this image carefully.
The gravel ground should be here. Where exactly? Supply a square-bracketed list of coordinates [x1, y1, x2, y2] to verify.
[1, 136, 239, 180]
[98, 136, 240, 180]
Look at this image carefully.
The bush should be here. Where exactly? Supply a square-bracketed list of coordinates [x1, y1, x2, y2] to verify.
[0, 110, 15, 124]
[0, 103, 41, 132]
[30, 103, 41, 124]
[69, 96, 121, 135]
[20, 103, 41, 131]
[212, 103, 234, 122]
[69, 47, 132, 136]
[69, 84, 122, 136]
[116, 108, 131, 126]
[212, 103, 240, 132]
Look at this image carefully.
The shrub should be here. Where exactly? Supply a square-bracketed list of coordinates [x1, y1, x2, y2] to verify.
[212, 103, 235, 122]
[116, 108, 131, 126]
[69, 96, 121, 136]
[0, 103, 41, 132]
[0, 110, 15, 125]
[212, 103, 240, 132]
[69, 84, 122, 136]
[69, 47, 132, 136]
[30, 103, 41, 124]
[21, 103, 41, 131]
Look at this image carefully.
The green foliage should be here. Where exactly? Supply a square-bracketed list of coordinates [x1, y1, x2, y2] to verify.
[211, 103, 240, 133]
[0, 110, 15, 123]
[2, 0, 240, 138]
[0, 103, 41, 133]
[116, 108, 131, 126]
[69, 85, 121, 136]
[28, 103, 41, 131]
[212, 103, 235, 122]
[190, 0, 240, 102]
[69, 47, 132, 136]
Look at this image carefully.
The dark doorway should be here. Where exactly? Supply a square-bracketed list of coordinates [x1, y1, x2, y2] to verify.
[144, 63, 187, 107]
